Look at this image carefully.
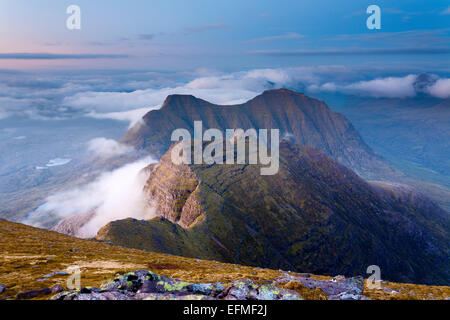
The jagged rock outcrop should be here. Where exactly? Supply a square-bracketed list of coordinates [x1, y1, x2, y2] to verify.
[143, 151, 205, 228]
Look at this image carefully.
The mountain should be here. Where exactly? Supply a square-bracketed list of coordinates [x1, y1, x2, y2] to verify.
[2, 219, 449, 300]
[97, 140, 450, 285]
[335, 95, 450, 182]
[122, 89, 399, 181]
[323, 93, 450, 211]
[121, 89, 450, 211]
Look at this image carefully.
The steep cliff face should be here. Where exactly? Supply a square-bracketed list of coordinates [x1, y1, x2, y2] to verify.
[97, 141, 450, 285]
[121, 89, 399, 180]
[142, 150, 205, 229]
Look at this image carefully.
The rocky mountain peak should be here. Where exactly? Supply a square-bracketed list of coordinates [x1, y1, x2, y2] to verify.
[123, 89, 399, 181]
[159, 94, 212, 111]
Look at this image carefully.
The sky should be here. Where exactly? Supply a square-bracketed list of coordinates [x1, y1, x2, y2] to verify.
[0, 1, 449, 125]
[0, 0, 449, 230]
[0, 0, 449, 71]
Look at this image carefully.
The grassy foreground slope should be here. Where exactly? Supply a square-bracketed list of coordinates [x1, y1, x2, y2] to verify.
[0, 219, 449, 300]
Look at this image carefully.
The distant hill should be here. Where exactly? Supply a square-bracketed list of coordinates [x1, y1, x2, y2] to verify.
[326, 94, 450, 211]
[97, 141, 450, 285]
[334, 88, 450, 185]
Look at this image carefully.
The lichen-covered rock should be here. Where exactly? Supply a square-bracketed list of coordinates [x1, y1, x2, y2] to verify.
[50, 270, 373, 301]
[74, 292, 133, 300]
[51, 284, 64, 294]
[274, 274, 368, 300]
[328, 292, 371, 300]
[51, 270, 300, 300]
[218, 280, 303, 300]
[138, 293, 214, 300]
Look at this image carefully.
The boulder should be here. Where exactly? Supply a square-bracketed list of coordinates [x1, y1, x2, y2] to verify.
[51, 284, 64, 294]
[17, 288, 51, 299]
[218, 280, 303, 300]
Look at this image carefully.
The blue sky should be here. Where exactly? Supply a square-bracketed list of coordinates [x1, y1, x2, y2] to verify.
[0, 0, 449, 71]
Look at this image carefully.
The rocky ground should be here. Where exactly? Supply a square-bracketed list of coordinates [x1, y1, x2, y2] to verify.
[1, 219, 449, 300]
[50, 270, 371, 300]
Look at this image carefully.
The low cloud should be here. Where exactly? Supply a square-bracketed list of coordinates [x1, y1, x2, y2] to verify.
[63, 69, 450, 121]
[87, 137, 134, 158]
[63, 84, 257, 113]
[308, 74, 450, 99]
[0, 96, 49, 119]
[87, 107, 153, 128]
[62, 67, 319, 115]
[26, 157, 156, 238]
[426, 78, 450, 98]
[2, 68, 449, 124]
[344, 75, 418, 98]
[63, 89, 166, 112]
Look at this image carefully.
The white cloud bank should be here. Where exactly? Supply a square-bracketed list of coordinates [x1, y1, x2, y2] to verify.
[61, 67, 328, 122]
[87, 107, 154, 128]
[1, 68, 448, 123]
[309, 74, 450, 99]
[345, 75, 418, 98]
[28, 156, 156, 238]
[62, 70, 450, 123]
[87, 137, 134, 158]
[426, 78, 450, 98]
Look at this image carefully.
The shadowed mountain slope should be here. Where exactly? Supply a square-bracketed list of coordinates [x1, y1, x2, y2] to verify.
[97, 141, 450, 285]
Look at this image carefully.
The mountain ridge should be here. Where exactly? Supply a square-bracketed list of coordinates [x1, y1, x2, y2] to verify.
[122, 89, 399, 181]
